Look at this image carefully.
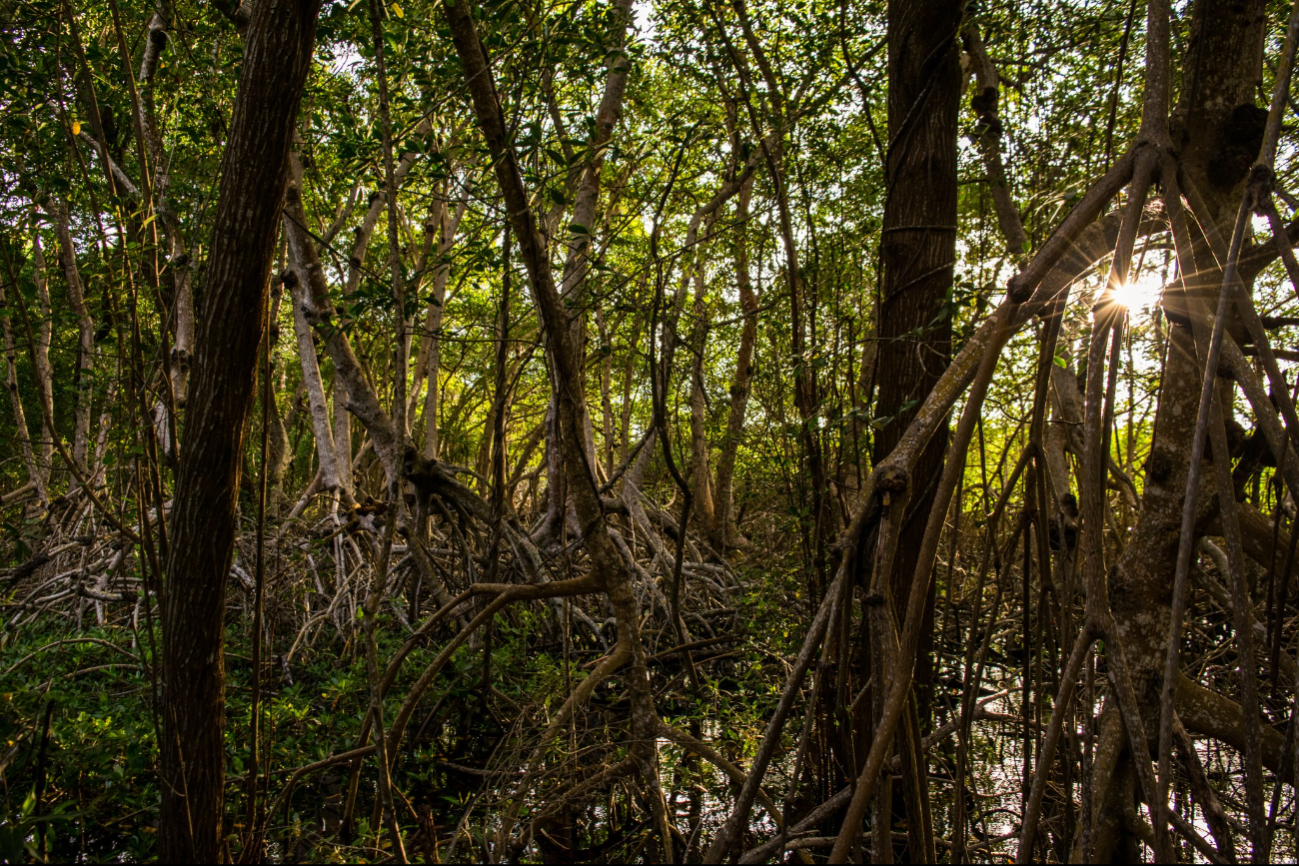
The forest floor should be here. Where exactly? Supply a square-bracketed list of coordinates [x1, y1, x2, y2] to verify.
[0, 511, 828, 862]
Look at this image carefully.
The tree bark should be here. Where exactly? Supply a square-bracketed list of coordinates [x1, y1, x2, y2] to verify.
[286, 270, 344, 494]
[419, 195, 468, 459]
[282, 153, 400, 487]
[872, 0, 960, 632]
[714, 176, 758, 547]
[864, 0, 961, 854]
[26, 226, 55, 488]
[158, 0, 321, 858]
[0, 276, 44, 504]
[1093, 1, 1268, 859]
[45, 199, 94, 471]
[688, 215, 719, 537]
[536, 0, 634, 541]
[439, 9, 662, 851]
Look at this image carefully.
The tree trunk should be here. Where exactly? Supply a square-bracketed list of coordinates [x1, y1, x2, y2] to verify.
[158, 0, 321, 858]
[46, 200, 94, 471]
[419, 195, 468, 460]
[866, 0, 962, 855]
[167, 232, 195, 407]
[333, 378, 354, 496]
[441, 0, 660, 816]
[26, 225, 55, 489]
[714, 176, 758, 547]
[282, 152, 400, 487]
[536, 0, 633, 542]
[596, 306, 617, 477]
[286, 271, 343, 494]
[688, 215, 718, 538]
[1095, 0, 1268, 858]
[0, 277, 44, 504]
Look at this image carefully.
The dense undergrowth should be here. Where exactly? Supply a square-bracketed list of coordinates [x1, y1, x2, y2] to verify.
[0, 526, 813, 862]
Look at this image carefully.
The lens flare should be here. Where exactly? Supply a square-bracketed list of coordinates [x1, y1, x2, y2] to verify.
[1112, 274, 1163, 311]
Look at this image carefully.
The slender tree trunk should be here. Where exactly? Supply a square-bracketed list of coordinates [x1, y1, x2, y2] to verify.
[167, 233, 195, 407]
[46, 200, 94, 471]
[27, 226, 55, 484]
[286, 272, 343, 493]
[619, 318, 638, 467]
[419, 196, 468, 459]
[333, 379, 353, 496]
[282, 153, 401, 486]
[688, 216, 718, 537]
[158, 0, 321, 858]
[0, 278, 45, 504]
[536, 0, 634, 541]
[265, 381, 294, 501]
[596, 307, 617, 476]
[441, 3, 661, 837]
[714, 176, 758, 547]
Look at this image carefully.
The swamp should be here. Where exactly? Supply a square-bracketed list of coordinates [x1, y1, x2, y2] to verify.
[2, 0, 1299, 861]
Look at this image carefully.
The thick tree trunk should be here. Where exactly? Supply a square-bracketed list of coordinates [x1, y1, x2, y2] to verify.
[1094, 0, 1268, 859]
[865, 0, 961, 854]
[158, 0, 320, 859]
[871, 0, 961, 700]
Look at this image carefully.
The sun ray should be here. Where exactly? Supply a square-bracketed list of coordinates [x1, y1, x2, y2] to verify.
[1113, 273, 1164, 311]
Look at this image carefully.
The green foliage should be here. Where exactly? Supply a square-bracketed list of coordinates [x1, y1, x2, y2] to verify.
[4, 0, 1287, 858]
